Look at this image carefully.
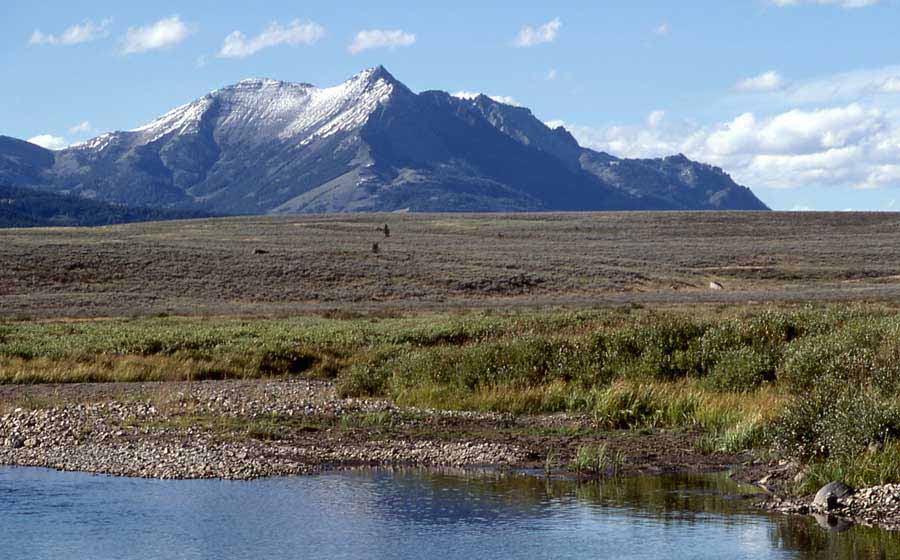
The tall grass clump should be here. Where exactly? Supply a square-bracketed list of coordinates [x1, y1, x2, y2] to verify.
[570, 444, 625, 477]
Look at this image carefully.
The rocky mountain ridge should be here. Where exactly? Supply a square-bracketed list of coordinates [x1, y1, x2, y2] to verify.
[0, 66, 769, 214]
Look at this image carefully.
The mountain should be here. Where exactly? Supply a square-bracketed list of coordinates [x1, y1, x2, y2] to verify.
[0, 136, 55, 186]
[0, 184, 208, 228]
[0, 66, 768, 214]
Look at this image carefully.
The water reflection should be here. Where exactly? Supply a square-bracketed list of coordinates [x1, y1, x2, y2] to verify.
[1, 466, 898, 559]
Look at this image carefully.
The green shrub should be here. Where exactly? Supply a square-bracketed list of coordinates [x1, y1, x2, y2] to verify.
[705, 347, 775, 391]
[773, 380, 899, 460]
[778, 321, 883, 391]
[604, 316, 705, 380]
[335, 346, 404, 398]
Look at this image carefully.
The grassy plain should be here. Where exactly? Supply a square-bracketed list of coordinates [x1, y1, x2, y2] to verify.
[3, 212, 900, 318]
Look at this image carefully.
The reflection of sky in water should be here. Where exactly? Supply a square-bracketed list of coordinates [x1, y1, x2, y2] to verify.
[1, 467, 897, 559]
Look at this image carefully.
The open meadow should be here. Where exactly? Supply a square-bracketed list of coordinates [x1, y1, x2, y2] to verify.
[2, 211, 900, 318]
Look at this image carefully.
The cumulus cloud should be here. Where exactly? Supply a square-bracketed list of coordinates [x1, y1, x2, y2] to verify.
[120, 16, 192, 55]
[29, 19, 110, 46]
[28, 134, 68, 150]
[769, 0, 881, 7]
[348, 29, 416, 55]
[68, 121, 92, 134]
[513, 17, 561, 47]
[735, 70, 785, 92]
[550, 102, 900, 190]
[452, 91, 521, 107]
[219, 20, 325, 58]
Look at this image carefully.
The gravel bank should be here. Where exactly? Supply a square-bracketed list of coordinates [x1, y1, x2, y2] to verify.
[0, 380, 527, 479]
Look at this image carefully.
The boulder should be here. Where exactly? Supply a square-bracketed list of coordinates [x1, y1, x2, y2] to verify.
[709, 281, 724, 290]
[814, 481, 853, 510]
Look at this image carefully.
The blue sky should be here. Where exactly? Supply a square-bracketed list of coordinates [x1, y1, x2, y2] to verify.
[3, 0, 900, 210]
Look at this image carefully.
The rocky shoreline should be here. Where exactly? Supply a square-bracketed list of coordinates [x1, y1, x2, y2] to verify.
[4, 378, 900, 532]
[0, 380, 529, 479]
[761, 482, 900, 532]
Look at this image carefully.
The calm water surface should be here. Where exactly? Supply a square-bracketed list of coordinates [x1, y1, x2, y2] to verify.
[1, 466, 897, 559]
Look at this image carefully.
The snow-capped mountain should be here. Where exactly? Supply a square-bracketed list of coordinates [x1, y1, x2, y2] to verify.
[0, 66, 768, 214]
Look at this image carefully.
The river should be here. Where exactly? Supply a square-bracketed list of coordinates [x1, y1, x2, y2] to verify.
[2, 466, 897, 559]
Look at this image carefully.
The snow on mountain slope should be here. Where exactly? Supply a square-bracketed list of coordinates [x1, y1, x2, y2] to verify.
[121, 67, 397, 149]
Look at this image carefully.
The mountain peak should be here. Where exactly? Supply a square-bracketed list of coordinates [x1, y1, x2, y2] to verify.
[352, 65, 402, 89]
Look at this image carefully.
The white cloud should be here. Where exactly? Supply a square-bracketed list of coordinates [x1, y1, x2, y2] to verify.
[68, 121, 92, 134]
[29, 19, 110, 46]
[452, 91, 521, 107]
[28, 134, 68, 150]
[545, 68, 558, 81]
[757, 66, 900, 105]
[769, 0, 881, 7]
[121, 16, 192, 55]
[735, 70, 785, 92]
[551, 102, 900, 191]
[348, 29, 416, 55]
[219, 20, 325, 58]
[513, 17, 561, 47]
[646, 110, 666, 128]
[653, 22, 671, 36]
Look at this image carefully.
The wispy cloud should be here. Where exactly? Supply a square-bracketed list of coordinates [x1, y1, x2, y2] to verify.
[646, 110, 666, 128]
[28, 134, 68, 150]
[348, 29, 416, 54]
[653, 22, 671, 36]
[769, 0, 881, 7]
[513, 17, 561, 48]
[68, 121, 92, 135]
[219, 20, 325, 58]
[29, 19, 110, 46]
[120, 16, 192, 55]
[545, 68, 558, 81]
[758, 65, 900, 105]
[735, 70, 786, 92]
